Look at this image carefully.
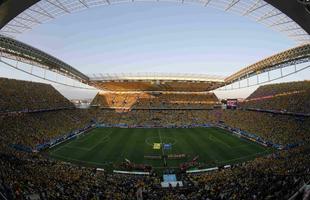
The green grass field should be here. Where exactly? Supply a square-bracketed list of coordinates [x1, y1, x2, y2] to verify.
[49, 127, 271, 172]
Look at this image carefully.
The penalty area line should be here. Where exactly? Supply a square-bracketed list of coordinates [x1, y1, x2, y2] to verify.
[50, 153, 111, 166]
[215, 149, 269, 164]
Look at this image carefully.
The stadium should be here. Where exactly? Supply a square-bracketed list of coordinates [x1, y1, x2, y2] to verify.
[0, 0, 310, 200]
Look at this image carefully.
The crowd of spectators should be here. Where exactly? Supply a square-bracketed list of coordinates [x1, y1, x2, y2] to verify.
[95, 81, 219, 92]
[91, 92, 142, 109]
[93, 107, 310, 146]
[132, 93, 219, 109]
[0, 78, 93, 150]
[94, 109, 216, 127]
[1, 144, 309, 199]
[0, 152, 162, 199]
[0, 78, 74, 112]
[216, 109, 310, 145]
[0, 109, 93, 149]
[186, 145, 310, 200]
[241, 81, 310, 114]
[0, 79, 309, 199]
[91, 92, 219, 110]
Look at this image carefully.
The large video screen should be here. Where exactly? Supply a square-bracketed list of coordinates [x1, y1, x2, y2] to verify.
[227, 99, 238, 109]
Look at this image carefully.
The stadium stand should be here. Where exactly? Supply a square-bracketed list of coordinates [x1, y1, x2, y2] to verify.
[0, 79, 310, 199]
[91, 80, 221, 92]
[0, 109, 93, 150]
[132, 93, 219, 109]
[0, 78, 93, 151]
[91, 92, 142, 109]
[94, 108, 310, 146]
[0, 145, 309, 199]
[187, 145, 310, 200]
[216, 109, 310, 146]
[94, 109, 217, 127]
[241, 81, 310, 114]
[0, 78, 74, 112]
[91, 92, 219, 109]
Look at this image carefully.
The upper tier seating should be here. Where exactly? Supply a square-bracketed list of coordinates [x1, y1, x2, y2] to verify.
[91, 92, 220, 109]
[0, 78, 74, 112]
[241, 81, 310, 114]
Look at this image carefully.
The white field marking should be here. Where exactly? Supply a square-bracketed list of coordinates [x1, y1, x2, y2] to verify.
[60, 145, 91, 151]
[230, 143, 255, 149]
[158, 129, 165, 157]
[215, 149, 269, 164]
[88, 131, 113, 151]
[74, 134, 96, 143]
[50, 142, 71, 154]
[70, 128, 106, 144]
[50, 153, 110, 166]
[145, 136, 177, 146]
[145, 137, 153, 146]
[216, 128, 268, 149]
[74, 128, 112, 143]
[52, 129, 113, 153]
[50, 131, 91, 153]
[208, 134, 232, 148]
[228, 135, 267, 150]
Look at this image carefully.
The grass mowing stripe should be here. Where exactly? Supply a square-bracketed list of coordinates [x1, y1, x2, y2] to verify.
[177, 128, 212, 160]
[157, 129, 167, 167]
[48, 127, 272, 172]
[190, 128, 228, 162]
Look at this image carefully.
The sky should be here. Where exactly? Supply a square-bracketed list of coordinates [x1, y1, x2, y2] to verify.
[1, 2, 309, 99]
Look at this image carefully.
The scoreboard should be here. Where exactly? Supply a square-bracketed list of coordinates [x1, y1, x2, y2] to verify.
[226, 99, 238, 109]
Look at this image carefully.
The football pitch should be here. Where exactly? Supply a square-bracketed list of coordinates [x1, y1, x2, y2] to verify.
[49, 127, 271, 171]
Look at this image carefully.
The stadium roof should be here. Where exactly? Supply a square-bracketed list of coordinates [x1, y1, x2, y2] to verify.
[89, 73, 225, 92]
[1, 34, 309, 91]
[0, 35, 89, 83]
[225, 43, 310, 84]
[0, 1, 310, 92]
[89, 74, 224, 92]
[89, 73, 225, 82]
[0, 0, 309, 44]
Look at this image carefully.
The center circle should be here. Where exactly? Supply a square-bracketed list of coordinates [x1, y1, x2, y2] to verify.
[145, 136, 177, 146]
